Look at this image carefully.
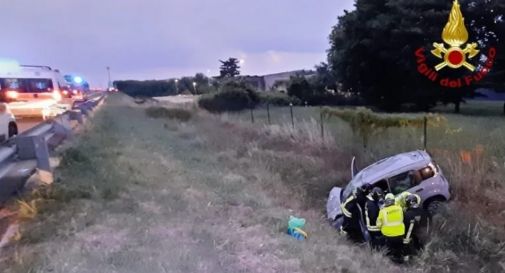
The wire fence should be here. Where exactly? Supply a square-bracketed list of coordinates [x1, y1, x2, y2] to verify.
[230, 104, 428, 149]
[220, 103, 505, 160]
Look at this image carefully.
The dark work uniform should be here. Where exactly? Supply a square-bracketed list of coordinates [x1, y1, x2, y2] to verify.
[365, 196, 383, 249]
[403, 207, 430, 254]
[341, 194, 364, 242]
[355, 189, 368, 216]
[354, 188, 368, 231]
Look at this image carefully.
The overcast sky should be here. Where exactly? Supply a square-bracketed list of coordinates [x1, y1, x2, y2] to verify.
[1, 0, 354, 87]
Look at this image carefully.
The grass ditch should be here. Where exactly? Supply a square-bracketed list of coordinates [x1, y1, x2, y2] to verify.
[206, 107, 505, 272]
[1, 94, 503, 272]
[145, 106, 192, 121]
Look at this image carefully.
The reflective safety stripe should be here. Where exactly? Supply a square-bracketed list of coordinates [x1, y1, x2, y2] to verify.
[367, 225, 380, 232]
[384, 220, 403, 226]
[404, 220, 415, 244]
[365, 205, 379, 231]
[342, 209, 352, 218]
[341, 196, 355, 218]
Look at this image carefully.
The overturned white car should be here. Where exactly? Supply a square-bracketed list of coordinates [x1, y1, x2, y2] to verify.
[327, 150, 451, 224]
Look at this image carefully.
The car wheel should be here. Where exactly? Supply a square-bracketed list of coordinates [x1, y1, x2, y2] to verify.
[8, 122, 18, 138]
[426, 200, 444, 216]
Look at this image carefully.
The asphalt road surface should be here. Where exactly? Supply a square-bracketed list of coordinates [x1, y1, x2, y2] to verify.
[17, 118, 44, 133]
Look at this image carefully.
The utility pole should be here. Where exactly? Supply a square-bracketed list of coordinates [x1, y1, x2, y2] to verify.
[106, 66, 111, 89]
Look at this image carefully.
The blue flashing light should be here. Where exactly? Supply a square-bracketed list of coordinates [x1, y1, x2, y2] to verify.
[73, 76, 84, 84]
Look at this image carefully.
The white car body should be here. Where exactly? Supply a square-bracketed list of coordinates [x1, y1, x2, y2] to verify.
[327, 150, 451, 221]
[0, 103, 18, 142]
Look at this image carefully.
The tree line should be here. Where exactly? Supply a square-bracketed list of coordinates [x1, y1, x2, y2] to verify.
[114, 73, 216, 97]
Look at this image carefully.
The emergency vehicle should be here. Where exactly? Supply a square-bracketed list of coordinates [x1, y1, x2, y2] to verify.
[0, 65, 72, 119]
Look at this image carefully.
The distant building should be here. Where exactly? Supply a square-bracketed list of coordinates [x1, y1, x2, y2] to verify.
[263, 70, 314, 91]
[238, 69, 315, 92]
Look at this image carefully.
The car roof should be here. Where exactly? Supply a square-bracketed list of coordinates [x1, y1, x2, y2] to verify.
[0, 66, 59, 79]
[358, 150, 432, 184]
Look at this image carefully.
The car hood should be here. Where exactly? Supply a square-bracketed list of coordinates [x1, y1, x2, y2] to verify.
[326, 187, 343, 221]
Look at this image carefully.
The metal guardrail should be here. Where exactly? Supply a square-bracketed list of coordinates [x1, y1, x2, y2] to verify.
[0, 94, 106, 187]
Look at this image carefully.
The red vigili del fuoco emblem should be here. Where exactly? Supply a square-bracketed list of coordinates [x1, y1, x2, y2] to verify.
[415, 0, 497, 88]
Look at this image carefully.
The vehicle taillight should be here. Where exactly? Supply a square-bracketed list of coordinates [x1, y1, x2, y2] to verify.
[6, 90, 19, 99]
[52, 90, 62, 101]
[72, 89, 78, 95]
[62, 90, 69, 95]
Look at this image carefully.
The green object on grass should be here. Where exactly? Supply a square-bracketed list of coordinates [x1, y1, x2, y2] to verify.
[288, 216, 306, 229]
[287, 216, 307, 240]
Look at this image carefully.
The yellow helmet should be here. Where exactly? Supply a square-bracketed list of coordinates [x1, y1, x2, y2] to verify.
[385, 193, 395, 200]
[384, 193, 396, 207]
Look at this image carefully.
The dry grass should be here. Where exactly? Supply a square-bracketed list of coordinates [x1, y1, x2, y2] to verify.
[0, 94, 502, 272]
[145, 107, 193, 122]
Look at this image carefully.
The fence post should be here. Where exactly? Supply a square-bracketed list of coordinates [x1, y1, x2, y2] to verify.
[320, 107, 325, 143]
[289, 103, 294, 129]
[423, 116, 428, 150]
[250, 108, 255, 124]
[267, 103, 271, 125]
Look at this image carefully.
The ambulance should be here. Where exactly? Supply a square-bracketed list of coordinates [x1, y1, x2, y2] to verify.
[0, 65, 72, 119]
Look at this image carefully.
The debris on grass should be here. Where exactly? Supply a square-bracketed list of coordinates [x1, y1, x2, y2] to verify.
[287, 216, 307, 241]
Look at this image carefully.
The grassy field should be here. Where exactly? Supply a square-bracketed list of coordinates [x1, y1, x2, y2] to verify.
[0, 94, 503, 272]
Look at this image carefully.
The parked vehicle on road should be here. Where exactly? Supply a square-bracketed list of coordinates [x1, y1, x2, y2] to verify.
[0, 65, 68, 102]
[0, 65, 72, 118]
[326, 150, 451, 225]
[63, 74, 89, 101]
[0, 103, 17, 142]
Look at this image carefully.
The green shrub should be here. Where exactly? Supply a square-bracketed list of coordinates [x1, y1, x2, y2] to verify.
[322, 107, 446, 146]
[198, 81, 259, 113]
[258, 92, 301, 106]
[145, 107, 192, 121]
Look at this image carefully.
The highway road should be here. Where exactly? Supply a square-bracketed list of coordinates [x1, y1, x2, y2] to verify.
[12, 93, 105, 134]
[17, 118, 44, 133]
[0, 94, 105, 204]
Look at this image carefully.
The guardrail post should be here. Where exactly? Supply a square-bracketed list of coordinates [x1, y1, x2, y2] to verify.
[289, 103, 294, 129]
[267, 103, 271, 125]
[15, 136, 51, 172]
[78, 101, 93, 116]
[69, 110, 84, 124]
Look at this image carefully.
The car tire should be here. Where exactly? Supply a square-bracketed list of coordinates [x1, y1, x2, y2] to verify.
[426, 199, 444, 216]
[8, 122, 18, 138]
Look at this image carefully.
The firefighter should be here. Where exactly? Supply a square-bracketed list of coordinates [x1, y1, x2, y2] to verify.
[377, 193, 405, 262]
[395, 191, 421, 210]
[356, 183, 372, 213]
[340, 184, 372, 242]
[403, 194, 430, 256]
[365, 187, 384, 250]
